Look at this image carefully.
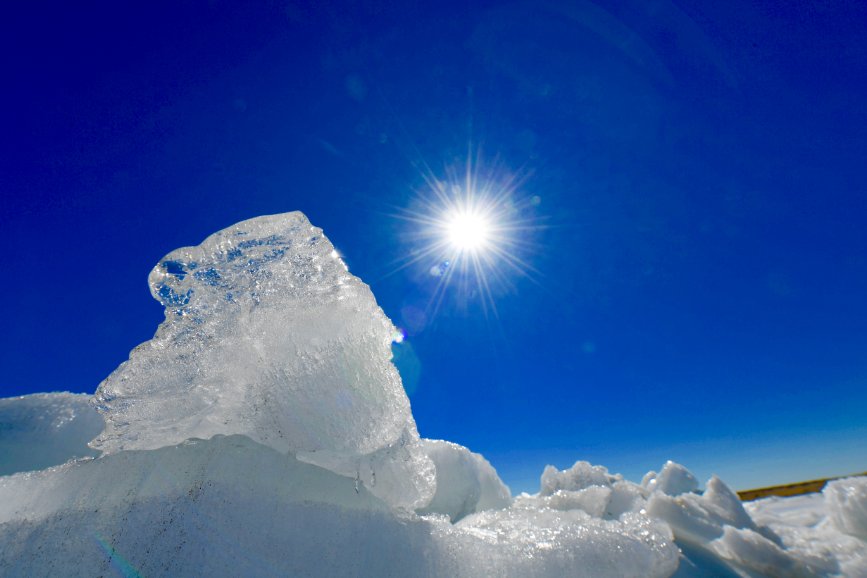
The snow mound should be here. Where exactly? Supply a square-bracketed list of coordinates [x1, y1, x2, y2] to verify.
[90, 212, 433, 509]
[0, 436, 412, 576]
[417, 439, 512, 522]
[825, 476, 867, 541]
[647, 474, 839, 576]
[0, 393, 102, 476]
[0, 434, 678, 577]
[439, 461, 678, 576]
[746, 489, 867, 577]
[643, 460, 700, 496]
[647, 475, 762, 546]
[451, 506, 679, 577]
[709, 526, 835, 578]
[540, 460, 621, 494]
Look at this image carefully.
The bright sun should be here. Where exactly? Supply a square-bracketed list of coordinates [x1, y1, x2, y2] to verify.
[389, 153, 539, 316]
[446, 210, 491, 252]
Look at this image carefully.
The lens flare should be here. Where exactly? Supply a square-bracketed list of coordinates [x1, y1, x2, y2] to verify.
[387, 152, 541, 317]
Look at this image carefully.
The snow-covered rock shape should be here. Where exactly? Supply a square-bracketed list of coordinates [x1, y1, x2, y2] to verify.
[90, 212, 433, 509]
[417, 439, 512, 522]
[0, 393, 103, 476]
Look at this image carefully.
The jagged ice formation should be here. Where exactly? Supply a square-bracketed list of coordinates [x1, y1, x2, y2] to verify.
[1, 212, 865, 577]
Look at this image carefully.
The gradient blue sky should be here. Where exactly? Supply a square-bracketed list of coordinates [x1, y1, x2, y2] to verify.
[2, 0, 866, 493]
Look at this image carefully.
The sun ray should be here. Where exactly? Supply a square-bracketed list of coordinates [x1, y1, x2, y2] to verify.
[388, 152, 544, 320]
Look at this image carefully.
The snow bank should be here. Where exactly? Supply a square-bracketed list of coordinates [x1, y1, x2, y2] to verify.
[1, 212, 865, 577]
[746, 489, 867, 577]
[0, 435, 420, 576]
[0, 393, 102, 476]
[417, 439, 512, 522]
[825, 476, 867, 540]
[450, 505, 679, 577]
[0, 433, 678, 577]
[645, 474, 824, 575]
[647, 475, 761, 545]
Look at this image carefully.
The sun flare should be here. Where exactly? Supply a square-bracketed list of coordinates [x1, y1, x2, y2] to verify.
[388, 154, 540, 317]
[446, 210, 491, 252]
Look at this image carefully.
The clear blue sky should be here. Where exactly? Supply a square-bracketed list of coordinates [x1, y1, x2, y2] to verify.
[2, 0, 865, 493]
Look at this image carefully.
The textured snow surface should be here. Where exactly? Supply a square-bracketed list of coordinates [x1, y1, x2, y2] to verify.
[825, 477, 867, 541]
[643, 460, 700, 497]
[1, 213, 865, 577]
[417, 439, 512, 522]
[745, 487, 867, 577]
[540, 460, 621, 495]
[0, 435, 677, 578]
[0, 393, 102, 476]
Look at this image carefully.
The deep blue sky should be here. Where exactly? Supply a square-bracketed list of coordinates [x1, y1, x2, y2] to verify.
[2, 0, 866, 493]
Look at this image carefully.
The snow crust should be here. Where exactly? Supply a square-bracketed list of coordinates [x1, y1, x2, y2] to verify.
[0, 393, 102, 476]
[0, 433, 680, 577]
[745, 487, 867, 577]
[1, 212, 865, 577]
[417, 439, 511, 522]
[643, 460, 700, 496]
[825, 477, 867, 541]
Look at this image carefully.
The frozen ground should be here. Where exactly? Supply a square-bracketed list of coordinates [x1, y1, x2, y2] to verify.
[1, 212, 864, 577]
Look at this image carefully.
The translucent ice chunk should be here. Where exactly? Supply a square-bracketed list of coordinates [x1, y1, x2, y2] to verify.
[90, 212, 433, 509]
[0, 393, 103, 476]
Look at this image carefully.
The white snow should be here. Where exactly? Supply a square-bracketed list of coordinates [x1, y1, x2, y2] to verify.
[540, 460, 621, 494]
[0, 393, 103, 476]
[417, 439, 512, 522]
[825, 477, 867, 541]
[644, 460, 700, 496]
[647, 475, 761, 546]
[744, 481, 867, 577]
[0, 212, 864, 577]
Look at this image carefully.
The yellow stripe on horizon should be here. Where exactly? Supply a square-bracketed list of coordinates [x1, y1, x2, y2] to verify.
[737, 472, 867, 501]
